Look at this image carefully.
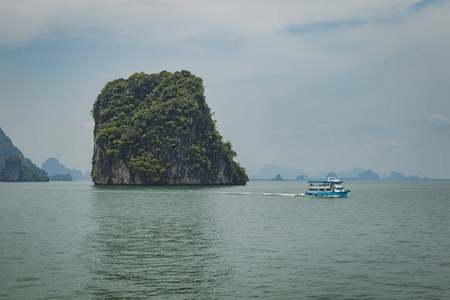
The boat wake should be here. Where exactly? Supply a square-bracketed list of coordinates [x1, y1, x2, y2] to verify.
[261, 192, 303, 197]
[224, 192, 306, 197]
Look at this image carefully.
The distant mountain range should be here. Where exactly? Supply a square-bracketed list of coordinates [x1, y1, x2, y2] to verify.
[41, 157, 91, 181]
[251, 164, 430, 181]
[251, 165, 362, 180]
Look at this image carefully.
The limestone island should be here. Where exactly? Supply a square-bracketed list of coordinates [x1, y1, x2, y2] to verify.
[91, 70, 248, 185]
[0, 127, 49, 182]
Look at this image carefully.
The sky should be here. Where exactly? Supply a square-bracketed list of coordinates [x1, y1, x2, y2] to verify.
[1, 0, 450, 179]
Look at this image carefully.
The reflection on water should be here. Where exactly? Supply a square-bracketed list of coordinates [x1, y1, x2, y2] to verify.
[84, 186, 232, 299]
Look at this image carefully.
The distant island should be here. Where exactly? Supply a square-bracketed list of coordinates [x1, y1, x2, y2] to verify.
[50, 173, 73, 181]
[272, 174, 284, 181]
[0, 127, 48, 182]
[41, 157, 91, 181]
[91, 70, 248, 185]
[357, 169, 379, 181]
[251, 165, 434, 181]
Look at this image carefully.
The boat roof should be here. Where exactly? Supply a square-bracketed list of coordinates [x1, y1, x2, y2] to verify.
[308, 177, 343, 183]
[308, 180, 343, 183]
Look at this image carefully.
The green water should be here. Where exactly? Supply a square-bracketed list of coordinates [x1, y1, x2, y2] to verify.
[1, 181, 449, 299]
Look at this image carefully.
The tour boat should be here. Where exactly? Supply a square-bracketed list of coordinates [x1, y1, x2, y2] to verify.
[305, 177, 350, 197]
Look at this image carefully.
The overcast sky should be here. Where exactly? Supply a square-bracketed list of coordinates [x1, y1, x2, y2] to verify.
[1, 0, 449, 178]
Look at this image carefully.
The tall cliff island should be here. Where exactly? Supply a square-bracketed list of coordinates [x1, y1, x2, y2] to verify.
[91, 71, 248, 185]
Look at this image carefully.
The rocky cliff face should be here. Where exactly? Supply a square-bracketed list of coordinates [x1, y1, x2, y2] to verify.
[0, 128, 49, 182]
[91, 71, 248, 185]
[1, 155, 21, 181]
[1, 155, 49, 182]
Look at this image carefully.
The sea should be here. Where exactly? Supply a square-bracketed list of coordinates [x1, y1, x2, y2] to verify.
[1, 180, 449, 299]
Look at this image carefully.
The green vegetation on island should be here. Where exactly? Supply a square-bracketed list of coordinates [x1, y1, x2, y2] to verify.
[0, 128, 49, 182]
[50, 173, 72, 181]
[91, 70, 248, 185]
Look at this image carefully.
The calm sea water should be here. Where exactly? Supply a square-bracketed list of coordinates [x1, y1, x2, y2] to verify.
[1, 181, 449, 299]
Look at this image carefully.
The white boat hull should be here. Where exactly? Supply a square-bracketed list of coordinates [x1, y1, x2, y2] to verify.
[304, 191, 349, 197]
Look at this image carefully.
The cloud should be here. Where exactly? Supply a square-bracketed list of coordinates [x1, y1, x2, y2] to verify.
[316, 124, 329, 131]
[1, 0, 445, 47]
[286, 20, 366, 35]
[363, 139, 401, 151]
[381, 140, 401, 147]
[2, 0, 449, 89]
[279, 128, 295, 134]
[284, 0, 448, 42]
[0, 0, 296, 46]
[427, 114, 450, 130]
[412, 0, 444, 12]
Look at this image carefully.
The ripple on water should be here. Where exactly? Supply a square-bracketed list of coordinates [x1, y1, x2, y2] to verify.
[1, 181, 450, 299]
